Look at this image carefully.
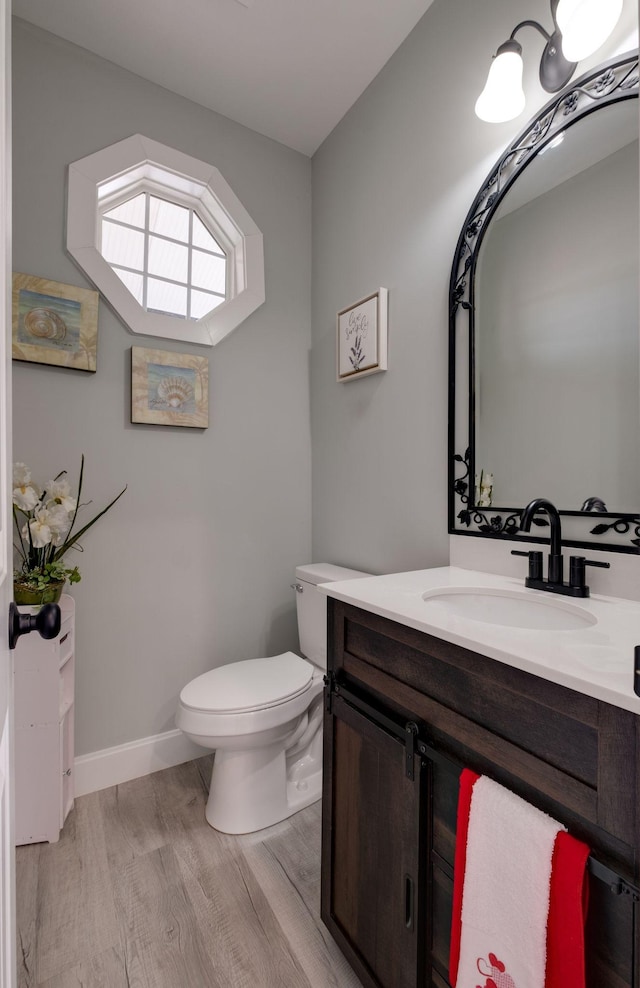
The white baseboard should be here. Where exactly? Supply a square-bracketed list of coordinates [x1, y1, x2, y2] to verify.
[73, 729, 206, 797]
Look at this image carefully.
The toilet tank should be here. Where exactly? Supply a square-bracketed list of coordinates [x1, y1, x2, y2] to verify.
[294, 563, 371, 670]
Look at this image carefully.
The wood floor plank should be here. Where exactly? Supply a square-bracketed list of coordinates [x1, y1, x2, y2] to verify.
[99, 772, 171, 872]
[264, 799, 324, 914]
[176, 858, 258, 988]
[31, 794, 121, 984]
[16, 843, 40, 988]
[243, 838, 363, 988]
[113, 843, 224, 988]
[151, 760, 245, 876]
[37, 946, 129, 988]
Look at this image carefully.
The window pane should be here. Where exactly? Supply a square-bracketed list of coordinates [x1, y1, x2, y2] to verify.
[103, 193, 146, 228]
[113, 268, 144, 305]
[148, 236, 188, 283]
[149, 196, 189, 242]
[193, 213, 224, 254]
[147, 278, 187, 317]
[190, 290, 225, 320]
[101, 220, 145, 271]
[191, 250, 226, 294]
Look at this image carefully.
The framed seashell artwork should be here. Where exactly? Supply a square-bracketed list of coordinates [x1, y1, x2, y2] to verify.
[12, 273, 99, 372]
[131, 346, 208, 428]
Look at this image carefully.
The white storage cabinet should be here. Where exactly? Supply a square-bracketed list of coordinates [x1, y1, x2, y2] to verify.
[14, 594, 75, 844]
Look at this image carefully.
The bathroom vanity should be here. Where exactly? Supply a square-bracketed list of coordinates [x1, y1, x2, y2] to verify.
[320, 569, 640, 988]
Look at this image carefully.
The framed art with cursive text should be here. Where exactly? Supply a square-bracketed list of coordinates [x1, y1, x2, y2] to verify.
[336, 288, 388, 382]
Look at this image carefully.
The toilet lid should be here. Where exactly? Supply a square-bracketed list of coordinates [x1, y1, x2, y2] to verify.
[179, 652, 315, 714]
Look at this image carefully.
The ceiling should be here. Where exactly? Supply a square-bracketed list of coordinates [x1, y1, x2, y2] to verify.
[12, 0, 436, 156]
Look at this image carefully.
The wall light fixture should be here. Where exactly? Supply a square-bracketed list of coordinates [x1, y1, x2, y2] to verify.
[475, 0, 623, 122]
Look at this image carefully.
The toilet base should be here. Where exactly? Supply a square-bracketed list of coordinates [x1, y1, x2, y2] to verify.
[205, 725, 322, 834]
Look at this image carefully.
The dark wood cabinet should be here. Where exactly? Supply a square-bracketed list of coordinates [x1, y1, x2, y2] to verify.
[323, 696, 425, 988]
[321, 599, 639, 988]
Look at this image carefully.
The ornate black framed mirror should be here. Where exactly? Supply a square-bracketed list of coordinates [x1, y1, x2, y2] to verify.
[449, 52, 640, 553]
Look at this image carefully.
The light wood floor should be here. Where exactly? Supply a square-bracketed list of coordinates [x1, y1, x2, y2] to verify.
[16, 755, 363, 988]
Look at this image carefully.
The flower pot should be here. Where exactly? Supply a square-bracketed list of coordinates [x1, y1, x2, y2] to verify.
[13, 579, 65, 607]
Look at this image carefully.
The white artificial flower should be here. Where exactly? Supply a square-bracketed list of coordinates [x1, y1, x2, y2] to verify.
[22, 507, 52, 548]
[13, 484, 39, 512]
[46, 477, 77, 514]
[47, 504, 72, 547]
[13, 463, 31, 487]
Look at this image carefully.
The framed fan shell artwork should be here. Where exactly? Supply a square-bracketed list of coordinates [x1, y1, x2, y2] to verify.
[131, 346, 209, 428]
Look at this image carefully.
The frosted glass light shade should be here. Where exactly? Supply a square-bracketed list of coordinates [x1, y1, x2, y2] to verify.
[475, 48, 526, 123]
[556, 0, 623, 62]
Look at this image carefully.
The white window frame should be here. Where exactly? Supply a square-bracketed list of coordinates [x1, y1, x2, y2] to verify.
[66, 135, 265, 346]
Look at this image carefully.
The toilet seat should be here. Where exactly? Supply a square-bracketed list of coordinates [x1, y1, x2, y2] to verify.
[179, 652, 314, 715]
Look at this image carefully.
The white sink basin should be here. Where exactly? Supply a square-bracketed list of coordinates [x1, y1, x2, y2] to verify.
[421, 587, 597, 631]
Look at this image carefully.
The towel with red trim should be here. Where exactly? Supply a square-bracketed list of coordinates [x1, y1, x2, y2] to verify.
[449, 769, 590, 988]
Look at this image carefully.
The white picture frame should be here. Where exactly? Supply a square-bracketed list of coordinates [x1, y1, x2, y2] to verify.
[336, 288, 388, 382]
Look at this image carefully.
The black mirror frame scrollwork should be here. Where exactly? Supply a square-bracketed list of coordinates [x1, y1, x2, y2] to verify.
[449, 52, 640, 554]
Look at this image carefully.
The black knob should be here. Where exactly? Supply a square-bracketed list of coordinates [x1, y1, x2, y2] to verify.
[569, 556, 586, 589]
[511, 549, 543, 581]
[8, 602, 61, 650]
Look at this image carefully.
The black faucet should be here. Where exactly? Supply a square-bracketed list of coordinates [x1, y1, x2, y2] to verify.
[580, 496, 607, 512]
[520, 497, 564, 584]
[512, 497, 610, 597]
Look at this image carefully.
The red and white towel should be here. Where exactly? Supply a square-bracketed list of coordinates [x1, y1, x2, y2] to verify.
[449, 769, 590, 988]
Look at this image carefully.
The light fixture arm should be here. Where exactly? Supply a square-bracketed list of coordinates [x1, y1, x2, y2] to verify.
[509, 20, 553, 44]
[505, 0, 577, 95]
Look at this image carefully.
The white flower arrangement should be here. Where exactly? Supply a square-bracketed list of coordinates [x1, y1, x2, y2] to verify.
[13, 456, 126, 596]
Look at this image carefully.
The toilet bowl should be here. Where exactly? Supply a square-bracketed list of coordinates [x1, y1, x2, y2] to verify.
[176, 563, 370, 834]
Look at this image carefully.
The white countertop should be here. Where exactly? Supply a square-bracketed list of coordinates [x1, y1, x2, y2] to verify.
[320, 566, 640, 715]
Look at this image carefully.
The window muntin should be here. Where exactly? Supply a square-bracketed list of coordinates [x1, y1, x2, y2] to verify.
[101, 192, 227, 321]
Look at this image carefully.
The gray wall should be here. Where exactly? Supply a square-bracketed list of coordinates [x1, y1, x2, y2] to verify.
[310, 0, 637, 574]
[12, 20, 312, 756]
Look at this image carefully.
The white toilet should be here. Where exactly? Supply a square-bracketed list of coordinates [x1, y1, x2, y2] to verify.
[176, 563, 370, 834]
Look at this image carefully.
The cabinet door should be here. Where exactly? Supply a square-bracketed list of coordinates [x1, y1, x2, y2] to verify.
[322, 695, 425, 988]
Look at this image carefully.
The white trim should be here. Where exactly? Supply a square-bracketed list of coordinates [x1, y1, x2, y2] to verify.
[67, 134, 265, 346]
[73, 728, 205, 797]
[0, 713, 14, 988]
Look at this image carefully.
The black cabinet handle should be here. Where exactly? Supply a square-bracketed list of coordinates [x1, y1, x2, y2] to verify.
[404, 874, 414, 930]
[511, 549, 543, 581]
[8, 602, 61, 650]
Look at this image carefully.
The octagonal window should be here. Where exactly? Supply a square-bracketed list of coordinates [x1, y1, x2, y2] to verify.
[101, 193, 227, 320]
[67, 135, 265, 346]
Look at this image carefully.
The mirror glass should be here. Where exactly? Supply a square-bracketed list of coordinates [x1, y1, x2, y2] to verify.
[474, 101, 639, 514]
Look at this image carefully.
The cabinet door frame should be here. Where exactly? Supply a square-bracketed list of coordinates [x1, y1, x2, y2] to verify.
[321, 682, 427, 988]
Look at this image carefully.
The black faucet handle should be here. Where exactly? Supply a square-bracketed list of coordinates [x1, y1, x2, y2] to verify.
[511, 549, 543, 581]
[569, 555, 611, 591]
